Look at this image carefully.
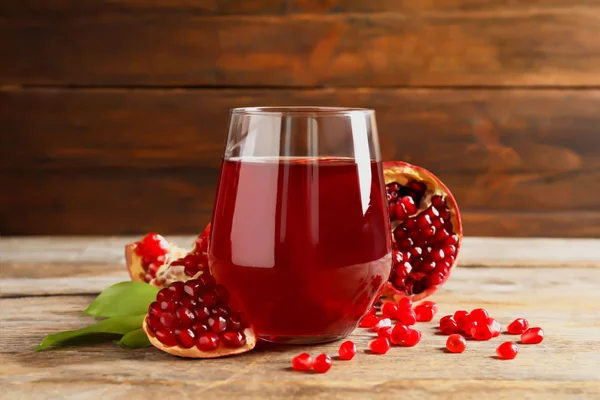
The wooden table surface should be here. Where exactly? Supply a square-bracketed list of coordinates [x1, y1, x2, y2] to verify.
[1, 237, 600, 399]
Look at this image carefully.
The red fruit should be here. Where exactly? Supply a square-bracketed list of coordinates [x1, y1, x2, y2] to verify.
[414, 302, 437, 322]
[453, 310, 470, 332]
[369, 337, 391, 354]
[446, 334, 467, 353]
[383, 162, 462, 301]
[507, 318, 529, 334]
[143, 275, 255, 358]
[125, 226, 211, 286]
[496, 342, 519, 359]
[397, 309, 417, 326]
[374, 318, 392, 332]
[397, 297, 413, 310]
[359, 314, 379, 328]
[521, 327, 544, 344]
[313, 354, 332, 373]
[378, 326, 393, 340]
[439, 315, 460, 335]
[471, 322, 493, 341]
[403, 328, 422, 347]
[488, 318, 502, 338]
[382, 302, 399, 319]
[390, 323, 409, 345]
[338, 341, 357, 360]
[292, 353, 313, 371]
[469, 308, 489, 323]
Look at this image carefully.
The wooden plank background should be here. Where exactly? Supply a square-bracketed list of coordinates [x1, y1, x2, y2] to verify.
[1, 0, 599, 236]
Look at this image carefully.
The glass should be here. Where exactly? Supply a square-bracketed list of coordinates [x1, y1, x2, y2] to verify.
[209, 107, 392, 344]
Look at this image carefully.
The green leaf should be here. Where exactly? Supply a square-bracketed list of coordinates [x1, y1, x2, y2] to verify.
[36, 314, 145, 351]
[116, 328, 152, 349]
[84, 281, 159, 318]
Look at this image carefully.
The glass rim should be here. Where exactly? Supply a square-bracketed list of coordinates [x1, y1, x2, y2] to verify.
[231, 106, 375, 117]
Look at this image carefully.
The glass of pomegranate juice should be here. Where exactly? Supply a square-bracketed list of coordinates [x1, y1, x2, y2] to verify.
[209, 107, 392, 344]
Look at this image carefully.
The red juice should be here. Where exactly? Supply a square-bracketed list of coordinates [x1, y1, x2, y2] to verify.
[209, 157, 392, 342]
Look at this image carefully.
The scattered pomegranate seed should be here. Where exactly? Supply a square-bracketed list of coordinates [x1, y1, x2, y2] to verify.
[367, 307, 377, 316]
[397, 297, 413, 310]
[419, 301, 438, 313]
[374, 318, 392, 332]
[377, 326, 393, 340]
[469, 308, 490, 323]
[471, 322, 493, 341]
[369, 338, 391, 354]
[292, 353, 313, 371]
[507, 318, 529, 334]
[390, 323, 409, 345]
[382, 302, 399, 319]
[453, 310, 470, 332]
[403, 328, 422, 347]
[313, 354, 332, 373]
[446, 334, 467, 353]
[439, 315, 460, 335]
[397, 309, 417, 326]
[414, 302, 436, 322]
[521, 327, 544, 344]
[488, 318, 502, 338]
[338, 341, 357, 360]
[496, 342, 519, 359]
[359, 314, 379, 328]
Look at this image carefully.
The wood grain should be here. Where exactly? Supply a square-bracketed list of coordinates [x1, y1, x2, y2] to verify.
[2, 87, 600, 236]
[2, 12, 600, 86]
[1, 265, 599, 399]
[2, 237, 599, 297]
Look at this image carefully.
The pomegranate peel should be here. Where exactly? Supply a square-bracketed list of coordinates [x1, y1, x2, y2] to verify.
[142, 317, 255, 358]
[382, 161, 462, 301]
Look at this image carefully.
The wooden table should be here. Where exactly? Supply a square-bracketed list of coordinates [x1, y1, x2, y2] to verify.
[2, 237, 600, 399]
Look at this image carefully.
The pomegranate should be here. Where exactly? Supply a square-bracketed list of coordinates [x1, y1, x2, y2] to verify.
[125, 225, 210, 287]
[496, 342, 519, 359]
[446, 334, 467, 353]
[142, 273, 256, 358]
[383, 161, 462, 301]
[292, 353, 313, 371]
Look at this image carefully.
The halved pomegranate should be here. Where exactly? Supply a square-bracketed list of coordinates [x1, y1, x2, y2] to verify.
[382, 161, 462, 301]
[125, 225, 210, 287]
[142, 273, 256, 358]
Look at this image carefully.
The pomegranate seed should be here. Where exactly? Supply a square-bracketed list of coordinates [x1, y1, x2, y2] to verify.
[471, 323, 493, 341]
[159, 312, 178, 328]
[390, 323, 408, 345]
[453, 310, 470, 331]
[175, 328, 196, 348]
[418, 300, 438, 312]
[196, 332, 220, 351]
[374, 318, 392, 331]
[469, 308, 489, 323]
[378, 326, 393, 340]
[221, 331, 246, 347]
[397, 297, 413, 310]
[148, 301, 162, 318]
[192, 323, 208, 334]
[488, 318, 502, 337]
[414, 303, 436, 322]
[369, 337, 391, 354]
[397, 309, 417, 326]
[367, 307, 377, 316]
[496, 342, 519, 360]
[208, 316, 227, 333]
[446, 334, 467, 353]
[403, 328, 422, 347]
[417, 214, 432, 228]
[507, 318, 529, 334]
[382, 302, 399, 319]
[155, 328, 177, 347]
[194, 306, 210, 320]
[313, 354, 332, 373]
[359, 314, 379, 328]
[432, 195, 446, 209]
[176, 307, 195, 327]
[338, 341, 357, 360]
[292, 353, 313, 371]
[521, 327, 544, 344]
[439, 315, 460, 335]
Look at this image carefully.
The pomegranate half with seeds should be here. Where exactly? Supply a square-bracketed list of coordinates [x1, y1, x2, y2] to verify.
[142, 273, 256, 358]
[125, 226, 210, 287]
[383, 161, 462, 301]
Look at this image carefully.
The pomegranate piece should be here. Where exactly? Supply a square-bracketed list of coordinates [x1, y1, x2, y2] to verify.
[381, 302, 399, 319]
[521, 327, 544, 344]
[338, 341, 357, 360]
[383, 162, 462, 301]
[359, 314, 379, 328]
[453, 310, 471, 333]
[397, 297, 413, 310]
[143, 274, 255, 358]
[377, 326, 393, 340]
[471, 322, 493, 341]
[446, 334, 467, 353]
[369, 337, 391, 354]
[397, 309, 417, 326]
[402, 328, 422, 347]
[414, 301, 437, 322]
[507, 318, 529, 334]
[496, 342, 519, 360]
[374, 318, 392, 332]
[439, 315, 460, 335]
[390, 323, 409, 345]
[469, 308, 490, 323]
[488, 318, 502, 338]
[292, 353, 313, 371]
[313, 354, 332, 373]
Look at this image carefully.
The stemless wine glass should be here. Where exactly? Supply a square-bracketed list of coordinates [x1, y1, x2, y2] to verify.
[209, 107, 392, 344]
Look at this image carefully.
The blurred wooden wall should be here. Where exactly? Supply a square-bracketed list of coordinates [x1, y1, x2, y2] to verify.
[1, 0, 600, 237]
